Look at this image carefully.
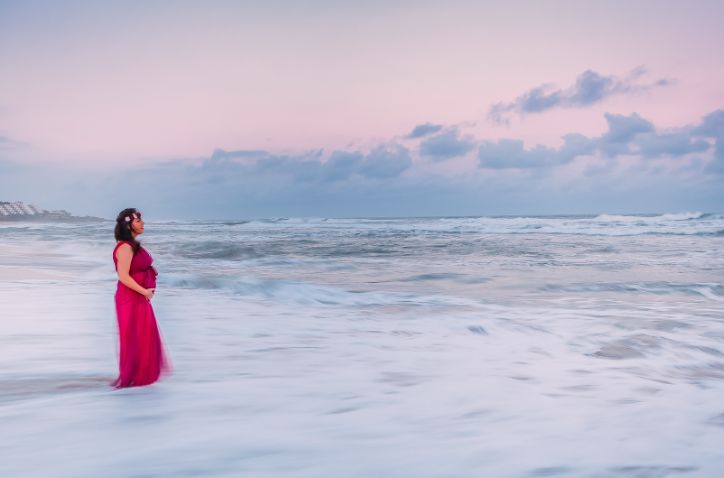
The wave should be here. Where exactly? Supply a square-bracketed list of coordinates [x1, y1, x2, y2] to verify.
[162, 273, 479, 308]
[594, 212, 705, 222]
[5, 213, 724, 243]
[175, 242, 264, 260]
[542, 282, 724, 300]
[401, 272, 468, 282]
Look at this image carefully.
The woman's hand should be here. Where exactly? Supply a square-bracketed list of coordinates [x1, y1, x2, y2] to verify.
[142, 288, 155, 301]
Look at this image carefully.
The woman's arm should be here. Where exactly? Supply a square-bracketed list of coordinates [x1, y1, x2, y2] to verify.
[116, 243, 154, 300]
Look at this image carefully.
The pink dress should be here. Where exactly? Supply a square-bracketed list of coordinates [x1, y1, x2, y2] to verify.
[112, 241, 169, 388]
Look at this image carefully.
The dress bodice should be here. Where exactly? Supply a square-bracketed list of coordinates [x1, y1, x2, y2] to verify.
[113, 241, 158, 289]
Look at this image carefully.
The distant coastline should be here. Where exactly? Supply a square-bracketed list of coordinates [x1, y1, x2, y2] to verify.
[0, 201, 103, 222]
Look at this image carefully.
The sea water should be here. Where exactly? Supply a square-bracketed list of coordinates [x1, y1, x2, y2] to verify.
[1, 213, 723, 477]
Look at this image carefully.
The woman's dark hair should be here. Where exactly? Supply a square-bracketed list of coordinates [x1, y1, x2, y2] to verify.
[115, 208, 141, 253]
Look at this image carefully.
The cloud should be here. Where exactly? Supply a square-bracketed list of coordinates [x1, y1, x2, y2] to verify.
[691, 109, 724, 174]
[601, 113, 654, 143]
[0, 135, 26, 151]
[708, 142, 724, 174]
[558, 133, 598, 162]
[406, 123, 444, 139]
[207, 126, 675, 179]
[196, 144, 412, 185]
[598, 112, 710, 160]
[358, 144, 412, 179]
[323, 150, 364, 181]
[478, 139, 555, 169]
[478, 111, 712, 169]
[636, 133, 709, 159]
[488, 67, 670, 124]
[3, 111, 723, 218]
[692, 109, 724, 137]
[257, 155, 325, 182]
[597, 112, 653, 156]
[209, 148, 268, 161]
[477, 133, 595, 170]
[419, 128, 475, 161]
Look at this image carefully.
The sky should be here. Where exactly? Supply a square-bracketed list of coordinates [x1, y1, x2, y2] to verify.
[1, 0, 723, 219]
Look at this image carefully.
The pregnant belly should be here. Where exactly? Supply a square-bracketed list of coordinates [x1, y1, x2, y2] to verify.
[131, 269, 157, 289]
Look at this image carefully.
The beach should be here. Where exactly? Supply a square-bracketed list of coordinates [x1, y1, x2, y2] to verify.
[1, 214, 723, 477]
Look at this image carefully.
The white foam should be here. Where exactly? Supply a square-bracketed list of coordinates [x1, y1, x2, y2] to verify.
[594, 211, 704, 222]
[2, 218, 724, 476]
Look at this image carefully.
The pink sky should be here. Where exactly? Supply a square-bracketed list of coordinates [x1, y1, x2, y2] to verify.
[1, 0, 723, 164]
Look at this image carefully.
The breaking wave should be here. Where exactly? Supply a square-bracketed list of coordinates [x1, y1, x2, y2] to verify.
[594, 212, 705, 222]
[542, 282, 724, 300]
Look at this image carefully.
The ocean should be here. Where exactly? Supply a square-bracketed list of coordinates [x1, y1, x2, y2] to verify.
[1, 212, 723, 477]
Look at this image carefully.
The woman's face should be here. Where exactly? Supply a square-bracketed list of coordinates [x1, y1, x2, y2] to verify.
[131, 214, 145, 236]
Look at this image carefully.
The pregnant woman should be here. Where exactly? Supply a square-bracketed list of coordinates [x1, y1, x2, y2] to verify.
[112, 208, 169, 388]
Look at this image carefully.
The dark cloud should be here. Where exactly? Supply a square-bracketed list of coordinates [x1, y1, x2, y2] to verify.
[601, 113, 654, 143]
[488, 68, 670, 124]
[419, 128, 475, 161]
[255, 155, 324, 182]
[196, 144, 411, 185]
[210, 148, 268, 161]
[691, 110, 724, 174]
[597, 113, 652, 156]
[323, 150, 364, 181]
[406, 123, 444, 139]
[596, 112, 712, 160]
[558, 133, 598, 162]
[193, 149, 320, 185]
[707, 139, 724, 174]
[358, 145, 412, 179]
[692, 109, 724, 137]
[478, 111, 712, 170]
[519, 85, 563, 112]
[478, 139, 556, 169]
[477, 133, 596, 170]
[4, 110, 723, 219]
[182, 112, 722, 179]
[636, 133, 709, 159]
[569, 70, 616, 105]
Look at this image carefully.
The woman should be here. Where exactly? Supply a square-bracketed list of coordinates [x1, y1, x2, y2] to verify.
[112, 208, 169, 388]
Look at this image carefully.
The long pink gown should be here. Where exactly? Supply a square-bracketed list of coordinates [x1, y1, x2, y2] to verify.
[112, 241, 169, 388]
